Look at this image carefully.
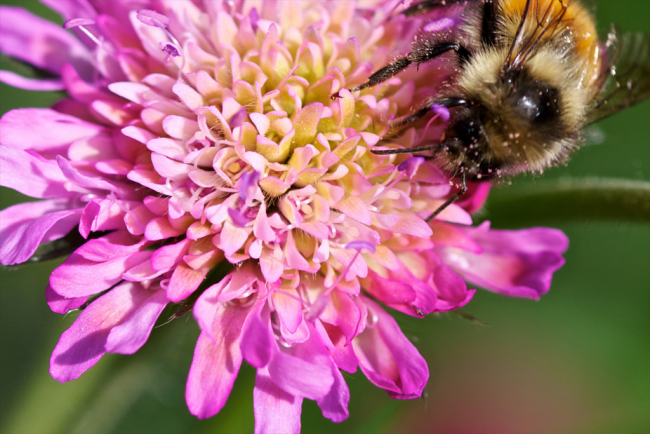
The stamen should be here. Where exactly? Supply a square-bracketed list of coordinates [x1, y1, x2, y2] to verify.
[137, 9, 185, 76]
[136, 9, 170, 28]
[161, 43, 180, 63]
[63, 18, 103, 48]
[397, 156, 425, 179]
[423, 17, 455, 33]
[431, 104, 450, 121]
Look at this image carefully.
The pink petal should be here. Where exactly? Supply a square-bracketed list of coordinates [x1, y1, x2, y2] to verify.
[0, 108, 102, 153]
[272, 290, 303, 334]
[313, 320, 359, 374]
[316, 366, 350, 423]
[364, 273, 416, 305]
[0, 208, 81, 266]
[56, 156, 123, 193]
[240, 296, 274, 368]
[254, 367, 303, 434]
[173, 82, 204, 110]
[186, 300, 253, 419]
[391, 213, 433, 237]
[50, 282, 148, 382]
[151, 152, 191, 181]
[260, 252, 283, 283]
[334, 196, 371, 225]
[353, 297, 429, 399]
[0, 6, 92, 77]
[267, 324, 335, 400]
[78, 198, 123, 238]
[430, 221, 481, 252]
[193, 276, 233, 340]
[105, 288, 168, 354]
[0, 199, 68, 242]
[167, 262, 207, 302]
[61, 63, 122, 105]
[50, 247, 150, 298]
[150, 238, 192, 271]
[0, 145, 70, 198]
[122, 254, 165, 282]
[144, 217, 186, 241]
[0, 70, 64, 91]
[441, 223, 569, 299]
[220, 221, 250, 256]
[146, 137, 186, 160]
[432, 203, 472, 225]
[45, 285, 87, 314]
[216, 262, 259, 302]
[253, 202, 276, 242]
[422, 250, 474, 311]
[40, 0, 97, 22]
[283, 231, 310, 271]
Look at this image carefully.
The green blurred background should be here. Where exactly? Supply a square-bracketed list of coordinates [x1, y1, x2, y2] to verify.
[0, 1, 648, 433]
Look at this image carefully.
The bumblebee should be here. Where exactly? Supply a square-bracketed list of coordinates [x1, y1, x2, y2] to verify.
[335, 0, 650, 216]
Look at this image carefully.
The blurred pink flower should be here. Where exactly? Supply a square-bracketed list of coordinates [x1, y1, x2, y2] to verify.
[0, 1, 568, 432]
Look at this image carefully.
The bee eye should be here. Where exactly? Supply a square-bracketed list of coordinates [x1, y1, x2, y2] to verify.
[513, 83, 560, 123]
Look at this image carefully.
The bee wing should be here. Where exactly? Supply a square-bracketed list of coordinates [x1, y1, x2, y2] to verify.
[585, 30, 650, 126]
[505, 0, 570, 70]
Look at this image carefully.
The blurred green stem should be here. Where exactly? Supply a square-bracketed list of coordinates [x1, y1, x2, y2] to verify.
[486, 178, 650, 226]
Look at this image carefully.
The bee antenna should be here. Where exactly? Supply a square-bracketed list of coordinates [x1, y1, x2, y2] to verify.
[371, 144, 442, 155]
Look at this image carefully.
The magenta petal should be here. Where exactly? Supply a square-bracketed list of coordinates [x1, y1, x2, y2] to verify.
[313, 320, 359, 374]
[167, 263, 208, 302]
[316, 367, 350, 423]
[56, 156, 122, 193]
[39, 0, 97, 22]
[267, 323, 335, 400]
[353, 297, 429, 399]
[365, 263, 438, 318]
[0, 145, 70, 198]
[150, 238, 192, 271]
[193, 275, 232, 340]
[105, 288, 168, 354]
[254, 367, 303, 434]
[422, 250, 473, 312]
[0, 199, 71, 243]
[441, 224, 569, 299]
[50, 282, 146, 382]
[186, 301, 253, 419]
[364, 273, 416, 304]
[50, 249, 150, 298]
[45, 285, 87, 314]
[0, 6, 92, 77]
[0, 109, 103, 153]
[240, 297, 273, 368]
[0, 208, 80, 265]
[73, 231, 145, 261]
[0, 70, 64, 91]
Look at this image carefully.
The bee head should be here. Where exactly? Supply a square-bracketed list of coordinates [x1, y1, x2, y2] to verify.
[440, 67, 570, 179]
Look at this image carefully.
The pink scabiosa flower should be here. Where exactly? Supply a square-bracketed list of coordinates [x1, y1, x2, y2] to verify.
[0, 1, 568, 432]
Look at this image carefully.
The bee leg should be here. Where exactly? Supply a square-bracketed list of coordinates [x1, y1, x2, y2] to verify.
[425, 172, 467, 222]
[391, 97, 468, 130]
[332, 43, 471, 99]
